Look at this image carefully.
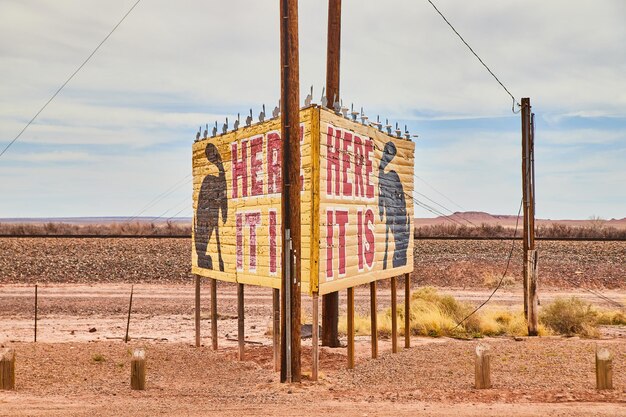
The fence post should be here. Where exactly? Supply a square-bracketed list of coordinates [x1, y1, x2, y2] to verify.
[0, 348, 15, 390]
[130, 349, 146, 390]
[596, 348, 613, 390]
[475, 345, 491, 389]
[391, 276, 398, 353]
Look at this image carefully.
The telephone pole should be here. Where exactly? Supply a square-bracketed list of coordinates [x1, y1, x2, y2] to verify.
[280, 0, 302, 382]
[521, 97, 538, 336]
[322, 0, 342, 348]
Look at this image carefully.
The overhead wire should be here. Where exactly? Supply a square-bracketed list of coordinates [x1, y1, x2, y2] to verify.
[0, 0, 143, 159]
[414, 189, 478, 227]
[414, 173, 466, 211]
[452, 198, 523, 330]
[125, 174, 192, 223]
[425, 0, 521, 113]
[558, 276, 625, 310]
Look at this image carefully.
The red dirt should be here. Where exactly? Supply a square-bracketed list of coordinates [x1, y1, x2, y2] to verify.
[1, 236, 625, 416]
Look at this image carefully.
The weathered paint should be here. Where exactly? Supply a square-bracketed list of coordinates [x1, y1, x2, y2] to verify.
[317, 109, 414, 294]
[191, 106, 414, 295]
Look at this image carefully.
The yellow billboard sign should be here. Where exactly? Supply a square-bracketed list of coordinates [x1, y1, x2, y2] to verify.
[192, 106, 414, 295]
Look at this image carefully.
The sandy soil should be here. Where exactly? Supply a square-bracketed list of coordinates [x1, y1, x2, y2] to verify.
[1, 284, 626, 344]
[0, 337, 624, 417]
[0, 236, 624, 416]
[0, 283, 625, 416]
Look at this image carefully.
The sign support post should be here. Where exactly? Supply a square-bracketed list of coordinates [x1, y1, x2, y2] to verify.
[322, 0, 342, 349]
[279, 0, 301, 383]
[521, 97, 538, 336]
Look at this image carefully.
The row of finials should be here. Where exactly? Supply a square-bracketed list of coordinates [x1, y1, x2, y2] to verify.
[195, 86, 418, 142]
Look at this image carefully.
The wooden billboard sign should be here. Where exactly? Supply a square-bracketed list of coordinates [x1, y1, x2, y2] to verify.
[192, 105, 414, 295]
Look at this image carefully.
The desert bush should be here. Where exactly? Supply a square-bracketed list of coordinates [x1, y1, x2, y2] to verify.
[482, 272, 517, 289]
[539, 297, 600, 337]
[0, 221, 191, 236]
[339, 287, 546, 339]
[414, 222, 626, 239]
[596, 310, 626, 326]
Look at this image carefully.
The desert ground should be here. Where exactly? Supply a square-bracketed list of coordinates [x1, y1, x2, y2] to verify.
[0, 237, 624, 416]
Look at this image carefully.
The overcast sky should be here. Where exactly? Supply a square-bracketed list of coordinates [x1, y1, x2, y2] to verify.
[1, 0, 624, 220]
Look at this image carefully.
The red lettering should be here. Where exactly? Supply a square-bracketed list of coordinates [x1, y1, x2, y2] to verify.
[267, 132, 282, 194]
[326, 126, 340, 196]
[365, 209, 375, 268]
[336, 210, 348, 276]
[357, 209, 364, 271]
[326, 209, 334, 279]
[250, 136, 263, 196]
[269, 209, 277, 275]
[364, 138, 374, 199]
[353, 135, 364, 198]
[245, 212, 261, 272]
[231, 140, 248, 198]
[342, 132, 353, 197]
[236, 213, 243, 271]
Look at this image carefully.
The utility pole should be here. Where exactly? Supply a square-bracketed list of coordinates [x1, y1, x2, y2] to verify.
[322, 0, 342, 348]
[280, 0, 302, 382]
[521, 97, 538, 336]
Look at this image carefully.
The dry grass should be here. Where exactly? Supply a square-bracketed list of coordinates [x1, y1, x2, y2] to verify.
[540, 296, 625, 338]
[339, 287, 544, 339]
[414, 222, 626, 239]
[0, 221, 190, 236]
[338, 288, 626, 339]
[482, 272, 517, 289]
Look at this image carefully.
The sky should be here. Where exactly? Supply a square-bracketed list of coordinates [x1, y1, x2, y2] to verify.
[0, 0, 625, 220]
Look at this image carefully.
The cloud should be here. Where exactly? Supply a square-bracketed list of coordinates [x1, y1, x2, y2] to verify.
[0, 0, 624, 219]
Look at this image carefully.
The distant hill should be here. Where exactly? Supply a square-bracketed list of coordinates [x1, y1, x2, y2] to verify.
[414, 211, 626, 230]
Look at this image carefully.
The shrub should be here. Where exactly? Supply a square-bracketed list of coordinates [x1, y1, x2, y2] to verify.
[482, 272, 517, 289]
[596, 310, 626, 326]
[338, 287, 558, 339]
[540, 297, 599, 337]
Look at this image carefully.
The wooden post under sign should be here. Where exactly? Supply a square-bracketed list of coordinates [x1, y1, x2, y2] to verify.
[322, 0, 342, 348]
[279, 0, 302, 383]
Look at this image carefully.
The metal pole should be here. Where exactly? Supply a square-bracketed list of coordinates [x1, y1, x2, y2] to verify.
[285, 230, 292, 382]
[404, 273, 411, 348]
[279, 0, 302, 383]
[273, 288, 280, 372]
[34, 283, 38, 343]
[195, 275, 201, 347]
[347, 287, 355, 369]
[391, 276, 398, 353]
[322, 0, 342, 348]
[211, 278, 218, 350]
[238, 283, 245, 360]
[125, 285, 134, 343]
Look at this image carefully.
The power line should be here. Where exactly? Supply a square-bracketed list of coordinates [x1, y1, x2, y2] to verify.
[414, 189, 478, 227]
[414, 173, 466, 211]
[559, 276, 625, 310]
[425, 0, 520, 113]
[408, 192, 468, 228]
[453, 198, 523, 330]
[150, 195, 190, 222]
[126, 174, 192, 223]
[0, 0, 143, 159]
